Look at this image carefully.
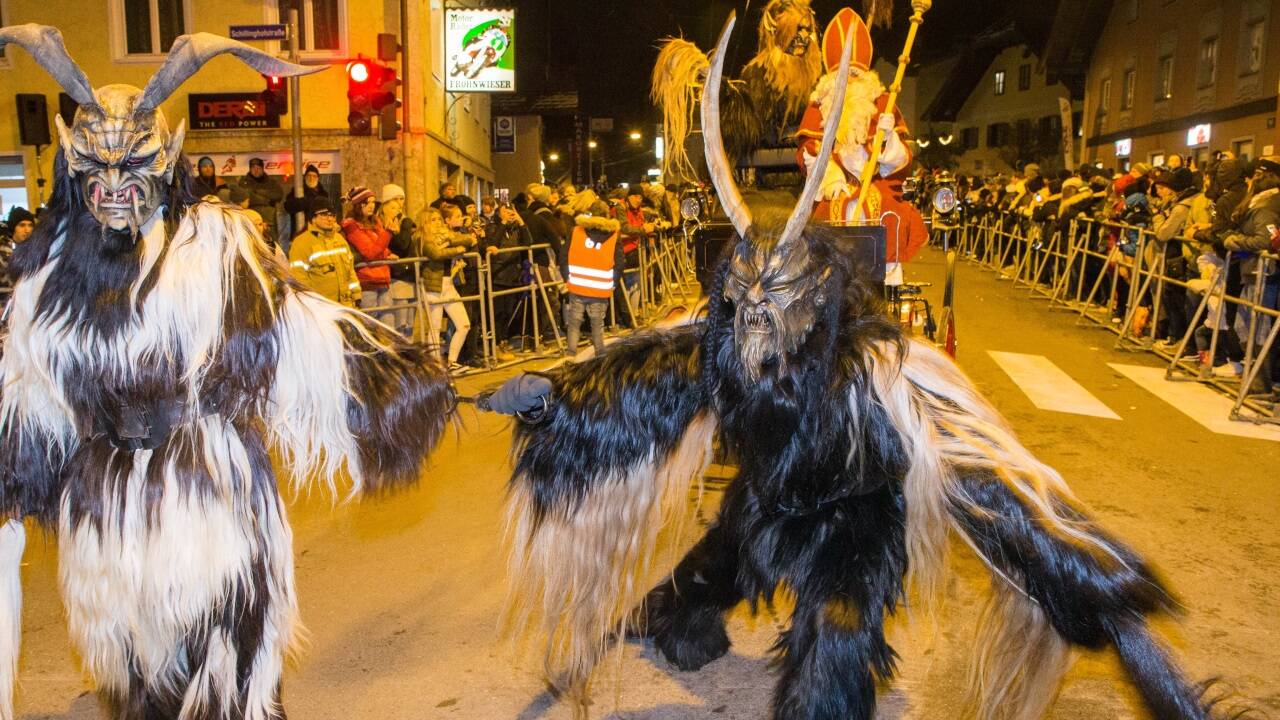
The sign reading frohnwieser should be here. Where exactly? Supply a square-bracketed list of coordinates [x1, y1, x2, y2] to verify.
[444, 8, 516, 93]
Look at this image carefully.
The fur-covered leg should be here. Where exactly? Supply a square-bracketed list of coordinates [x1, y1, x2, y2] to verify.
[953, 473, 1211, 720]
[768, 502, 903, 720]
[636, 520, 743, 671]
[872, 339, 1221, 719]
[0, 520, 23, 720]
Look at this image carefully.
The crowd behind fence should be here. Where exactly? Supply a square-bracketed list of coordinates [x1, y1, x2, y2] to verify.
[354, 225, 702, 372]
[947, 210, 1278, 426]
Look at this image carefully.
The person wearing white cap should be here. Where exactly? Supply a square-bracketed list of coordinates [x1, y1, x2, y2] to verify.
[378, 183, 420, 336]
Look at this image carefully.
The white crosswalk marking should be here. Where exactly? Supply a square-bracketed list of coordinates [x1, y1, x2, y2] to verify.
[1109, 364, 1280, 442]
[987, 351, 1122, 419]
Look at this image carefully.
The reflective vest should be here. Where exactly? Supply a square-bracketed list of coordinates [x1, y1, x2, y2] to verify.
[566, 225, 618, 298]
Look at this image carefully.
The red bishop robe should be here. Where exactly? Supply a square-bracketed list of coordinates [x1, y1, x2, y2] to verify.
[796, 93, 928, 264]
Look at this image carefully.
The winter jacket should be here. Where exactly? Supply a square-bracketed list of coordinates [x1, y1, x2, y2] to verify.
[341, 219, 393, 288]
[523, 201, 564, 265]
[238, 173, 285, 233]
[283, 183, 331, 223]
[420, 228, 475, 293]
[289, 225, 361, 306]
[563, 215, 624, 301]
[385, 217, 419, 282]
[616, 205, 649, 255]
[483, 220, 533, 287]
[192, 174, 228, 201]
[1152, 187, 1200, 259]
[1223, 187, 1280, 277]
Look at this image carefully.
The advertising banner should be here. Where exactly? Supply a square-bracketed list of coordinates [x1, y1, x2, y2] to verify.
[188, 93, 281, 130]
[492, 115, 516, 153]
[202, 151, 342, 180]
[445, 8, 516, 93]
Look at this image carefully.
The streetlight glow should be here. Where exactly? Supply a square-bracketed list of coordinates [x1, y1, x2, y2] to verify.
[548, 152, 560, 162]
[629, 131, 642, 141]
[588, 140, 598, 149]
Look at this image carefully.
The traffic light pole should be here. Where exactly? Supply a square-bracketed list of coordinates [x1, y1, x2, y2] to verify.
[289, 5, 305, 235]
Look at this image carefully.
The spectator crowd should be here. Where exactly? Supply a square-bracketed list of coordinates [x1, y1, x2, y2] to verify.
[931, 151, 1280, 395]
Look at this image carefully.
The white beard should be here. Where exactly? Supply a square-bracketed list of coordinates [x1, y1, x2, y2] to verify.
[811, 69, 886, 148]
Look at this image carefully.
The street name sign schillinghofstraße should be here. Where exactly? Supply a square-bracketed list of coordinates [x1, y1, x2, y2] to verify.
[229, 25, 288, 41]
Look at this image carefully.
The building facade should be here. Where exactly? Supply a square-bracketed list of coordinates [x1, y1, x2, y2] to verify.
[0, 0, 494, 219]
[921, 44, 1080, 176]
[1082, 0, 1279, 170]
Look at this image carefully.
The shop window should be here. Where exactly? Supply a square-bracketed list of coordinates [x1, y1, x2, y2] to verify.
[994, 70, 1005, 96]
[1121, 69, 1136, 110]
[113, 0, 190, 57]
[1018, 64, 1031, 91]
[0, 155, 28, 216]
[1099, 77, 1112, 113]
[961, 126, 979, 150]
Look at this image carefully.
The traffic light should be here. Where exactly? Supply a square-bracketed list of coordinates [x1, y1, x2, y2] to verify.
[346, 57, 400, 137]
[346, 58, 376, 135]
[261, 74, 287, 116]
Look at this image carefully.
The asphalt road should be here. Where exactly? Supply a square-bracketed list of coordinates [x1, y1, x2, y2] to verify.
[13, 248, 1280, 719]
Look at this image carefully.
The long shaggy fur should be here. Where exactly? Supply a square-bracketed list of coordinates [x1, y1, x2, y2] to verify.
[505, 209, 1229, 718]
[0, 521, 22, 720]
[651, 38, 710, 182]
[503, 327, 712, 698]
[0, 149, 452, 719]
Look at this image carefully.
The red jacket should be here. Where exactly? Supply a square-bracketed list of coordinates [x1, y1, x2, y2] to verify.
[341, 219, 393, 288]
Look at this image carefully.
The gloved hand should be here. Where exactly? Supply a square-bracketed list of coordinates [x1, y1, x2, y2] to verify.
[481, 373, 553, 416]
[876, 112, 896, 134]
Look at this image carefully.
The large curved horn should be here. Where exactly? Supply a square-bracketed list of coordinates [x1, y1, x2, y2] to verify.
[0, 24, 95, 106]
[702, 13, 753, 239]
[137, 33, 325, 112]
[777, 23, 856, 248]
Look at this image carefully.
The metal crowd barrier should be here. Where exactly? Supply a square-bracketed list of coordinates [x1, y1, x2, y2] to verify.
[349, 228, 701, 372]
[954, 210, 1279, 425]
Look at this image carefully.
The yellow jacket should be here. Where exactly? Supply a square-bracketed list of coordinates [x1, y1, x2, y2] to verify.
[289, 226, 362, 306]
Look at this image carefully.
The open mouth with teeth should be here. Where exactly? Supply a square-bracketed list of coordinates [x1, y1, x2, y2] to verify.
[88, 181, 146, 213]
[742, 308, 773, 333]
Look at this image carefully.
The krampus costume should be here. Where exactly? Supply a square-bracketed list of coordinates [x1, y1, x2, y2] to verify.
[0, 26, 453, 719]
[496, 15, 1225, 720]
[651, 0, 823, 180]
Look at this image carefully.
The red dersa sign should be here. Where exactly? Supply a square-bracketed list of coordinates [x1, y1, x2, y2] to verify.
[188, 93, 281, 130]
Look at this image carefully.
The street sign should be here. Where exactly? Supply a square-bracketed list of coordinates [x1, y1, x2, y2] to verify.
[492, 116, 516, 153]
[229, 24, 288, 41]
[589, 117, 613, 132]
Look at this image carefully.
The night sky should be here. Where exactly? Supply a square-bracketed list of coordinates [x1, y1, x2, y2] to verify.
[507, 0, 1042, 183]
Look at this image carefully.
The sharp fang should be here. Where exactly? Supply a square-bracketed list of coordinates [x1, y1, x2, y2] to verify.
[131, 186, 141, 221]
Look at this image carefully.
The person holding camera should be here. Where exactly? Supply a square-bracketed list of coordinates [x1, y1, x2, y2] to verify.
[484, 203, 533, 359]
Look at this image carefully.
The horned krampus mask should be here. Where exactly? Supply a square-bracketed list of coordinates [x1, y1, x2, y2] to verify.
[0, 24, 321, 232]
[705, 14, 852, 383]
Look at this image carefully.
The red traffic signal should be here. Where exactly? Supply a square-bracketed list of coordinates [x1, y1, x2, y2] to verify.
[346, 57, 400, 136]
[260, 74, 287, 116]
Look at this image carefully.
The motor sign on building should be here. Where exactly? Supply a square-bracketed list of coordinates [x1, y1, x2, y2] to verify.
[445, 8, 516, 93]
[589, 117, 614, 132]
[228, 24, 288, 41]
[188, 94, 281, 130]
[1115, 138, 1132, 157]
[492, 116, 516, 153]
